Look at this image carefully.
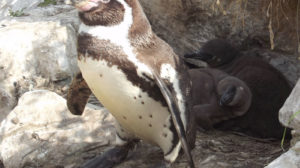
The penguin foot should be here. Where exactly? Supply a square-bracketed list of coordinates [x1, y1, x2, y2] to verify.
[81, 142, 136, 168]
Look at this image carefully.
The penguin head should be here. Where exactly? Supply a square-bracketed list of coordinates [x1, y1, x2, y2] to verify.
[217, 76, 252, 116]
[73, 0, 133, 26]
[201, 39, 239, 67]
[184, 39, 239, 68]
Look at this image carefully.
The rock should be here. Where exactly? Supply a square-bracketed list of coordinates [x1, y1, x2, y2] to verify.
[0, 20, 79, 121]
[0, 0, 43, 18]
[0, 20, 78, 82]
[140, 0, 300, 55]
[0, 90, 115, 168]
[0, 0, 75, 19]
[0, 1, 80, 120]
[0, 87, 14, 122]
[140, 0, 300, 84]
[266, 80, 300, 168]
[279, 79, 300, 131]
[265, 141, 300, 168]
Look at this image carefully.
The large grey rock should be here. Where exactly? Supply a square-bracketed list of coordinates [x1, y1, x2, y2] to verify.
[0, 0, 75, 19]
[0, 0, 43, 17]
[266, 80, 300, 168]
[0, 20, 78, 121]
[279, 79, 300, 130]
[0, 90, 115, 168]
[0, 87, 14, 122]
[265, 141, 300, 168]
[0, 1, 80, 120]
[0, 21, 78, 82]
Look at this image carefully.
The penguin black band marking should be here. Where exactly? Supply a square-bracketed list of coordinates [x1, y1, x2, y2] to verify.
[78, 34, 168, 107]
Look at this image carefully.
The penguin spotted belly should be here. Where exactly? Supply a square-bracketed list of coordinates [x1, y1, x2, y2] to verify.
[78, 57, 180, 155]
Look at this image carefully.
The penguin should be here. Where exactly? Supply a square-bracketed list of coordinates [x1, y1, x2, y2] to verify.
[67, 0, 195, 167]
[188, 68, 252, 130]
[184, 39, 292, 139]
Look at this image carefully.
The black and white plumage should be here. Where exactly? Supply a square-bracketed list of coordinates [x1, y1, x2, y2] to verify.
[67, 0, 195, 167]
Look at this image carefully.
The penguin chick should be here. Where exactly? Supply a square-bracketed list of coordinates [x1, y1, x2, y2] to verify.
[184, 39, 292, 139]
[189, 68, 252, 130]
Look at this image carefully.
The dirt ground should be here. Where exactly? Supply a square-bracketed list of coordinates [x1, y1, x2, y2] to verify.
[79, 130, 287, 168]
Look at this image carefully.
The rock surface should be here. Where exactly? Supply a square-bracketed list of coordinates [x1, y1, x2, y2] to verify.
[0, 90, 115, 168]
[0, 0, 43, 17]
[266, 80, 300, 168]
[0, 88, 14, 123]
[0, 0, 80, 122]
[265, 141, 300, 168]
[279, 79, 300, 131]
[140, 0, 300, 83]
[0, 21, 78, 82]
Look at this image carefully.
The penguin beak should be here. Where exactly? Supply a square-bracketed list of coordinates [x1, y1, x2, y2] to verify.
[219, 86, 236, 106]
[71, 0, 102, 12]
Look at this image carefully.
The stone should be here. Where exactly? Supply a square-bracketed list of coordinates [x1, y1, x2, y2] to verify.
[0, 20, 78, 82]
[0, 90, 115, 168]
[279, 79, 300, 130]
[265, 141, 300, 168]
[0, 0, 43, 18]
[0, 87, 14, 122]
[140, 0, 300, 83]
[0, 2, 80, 120]
[266, 80, 300, 168]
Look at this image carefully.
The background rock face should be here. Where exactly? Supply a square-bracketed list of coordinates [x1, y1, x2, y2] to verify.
[0, 90, 115, 168]
[140, 0, 300, 84]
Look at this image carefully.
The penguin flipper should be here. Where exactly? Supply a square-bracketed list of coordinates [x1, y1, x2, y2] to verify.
[152, 72, 195, 168]
[67, 72, 92, 115]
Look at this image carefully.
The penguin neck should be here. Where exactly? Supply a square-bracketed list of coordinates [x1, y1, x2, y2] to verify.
[78, 0, 154, 49]
[127, 0, 154, 48]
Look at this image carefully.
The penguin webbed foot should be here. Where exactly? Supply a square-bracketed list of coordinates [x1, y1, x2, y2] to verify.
[81, 142, 136, 168]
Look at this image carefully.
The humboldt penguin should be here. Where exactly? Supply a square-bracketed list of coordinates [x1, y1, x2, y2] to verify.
[67, 0, 195, 167]
[184, 39, 292, 139]
[189, 68, 252, 130]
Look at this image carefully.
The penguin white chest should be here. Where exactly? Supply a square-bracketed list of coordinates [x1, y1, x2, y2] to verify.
[78, 58, 175, 149]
